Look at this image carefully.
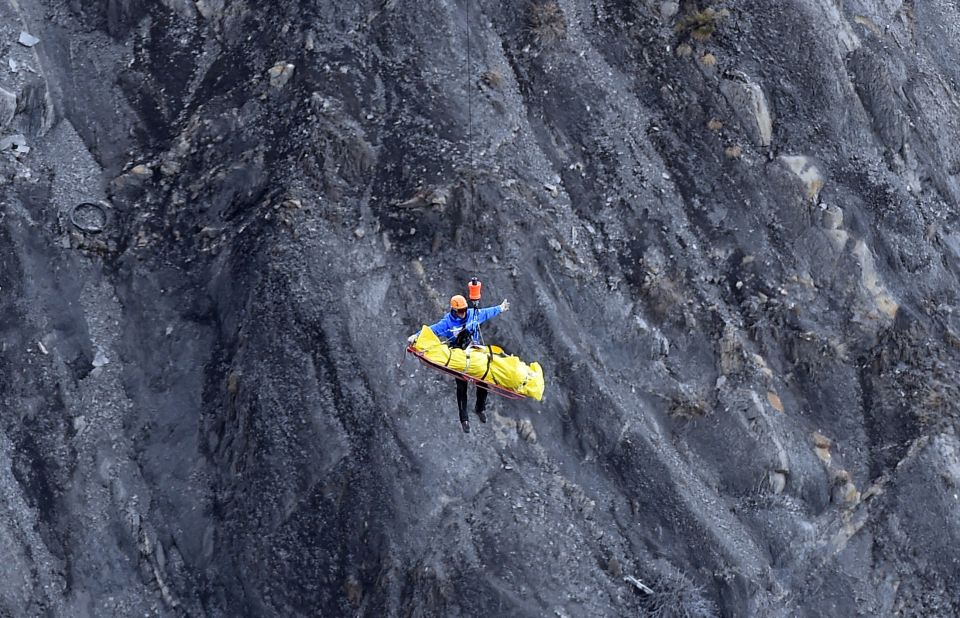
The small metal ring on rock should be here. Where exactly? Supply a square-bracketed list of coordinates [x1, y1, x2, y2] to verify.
[71, 202, 108, 233]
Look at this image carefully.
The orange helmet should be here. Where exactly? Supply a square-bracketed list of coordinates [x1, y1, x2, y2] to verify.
[450, 295, 468, 310]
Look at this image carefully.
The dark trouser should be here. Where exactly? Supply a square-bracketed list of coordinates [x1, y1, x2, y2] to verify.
[456, 379, 488, 422]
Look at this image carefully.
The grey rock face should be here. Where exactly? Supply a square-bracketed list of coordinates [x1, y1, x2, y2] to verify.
[0, 87, 15, 128]
[2, 0, 960, 617]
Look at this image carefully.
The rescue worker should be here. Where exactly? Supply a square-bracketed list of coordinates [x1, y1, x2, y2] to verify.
[414, 294, 509, 433]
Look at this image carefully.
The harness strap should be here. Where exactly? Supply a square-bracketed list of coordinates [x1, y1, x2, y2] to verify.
[480, 345, 495, 382]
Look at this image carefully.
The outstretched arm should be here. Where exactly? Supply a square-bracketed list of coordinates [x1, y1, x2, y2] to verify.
[475, 299, 509, 324]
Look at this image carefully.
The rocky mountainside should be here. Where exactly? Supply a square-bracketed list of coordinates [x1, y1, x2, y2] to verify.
[2, 0, 960, 616]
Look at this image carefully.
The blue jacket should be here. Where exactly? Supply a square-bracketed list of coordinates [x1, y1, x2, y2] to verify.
[430, 306, 502, 344]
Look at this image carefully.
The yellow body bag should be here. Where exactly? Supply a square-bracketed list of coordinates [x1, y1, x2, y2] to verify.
[411, 326, 545, 401]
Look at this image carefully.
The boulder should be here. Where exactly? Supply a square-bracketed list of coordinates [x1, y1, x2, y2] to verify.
[780, 155, 825, 202]
[268, 62, 296, 89]
[720, 71, 773, 147]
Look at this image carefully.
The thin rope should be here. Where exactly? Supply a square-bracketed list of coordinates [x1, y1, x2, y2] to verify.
[466, 0, 472, 152]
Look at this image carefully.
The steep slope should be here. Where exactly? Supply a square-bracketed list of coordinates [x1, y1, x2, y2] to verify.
[2, 0, 960, 616]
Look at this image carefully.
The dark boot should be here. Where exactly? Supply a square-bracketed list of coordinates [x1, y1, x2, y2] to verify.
[461, 420, 471, 433]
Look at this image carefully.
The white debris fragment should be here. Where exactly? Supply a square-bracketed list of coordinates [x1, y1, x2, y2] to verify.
[624, 575, 654, 595]
[37, 341, 48, 355]
[92, 348, 110, 368]
[18, 31, 40, 47]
